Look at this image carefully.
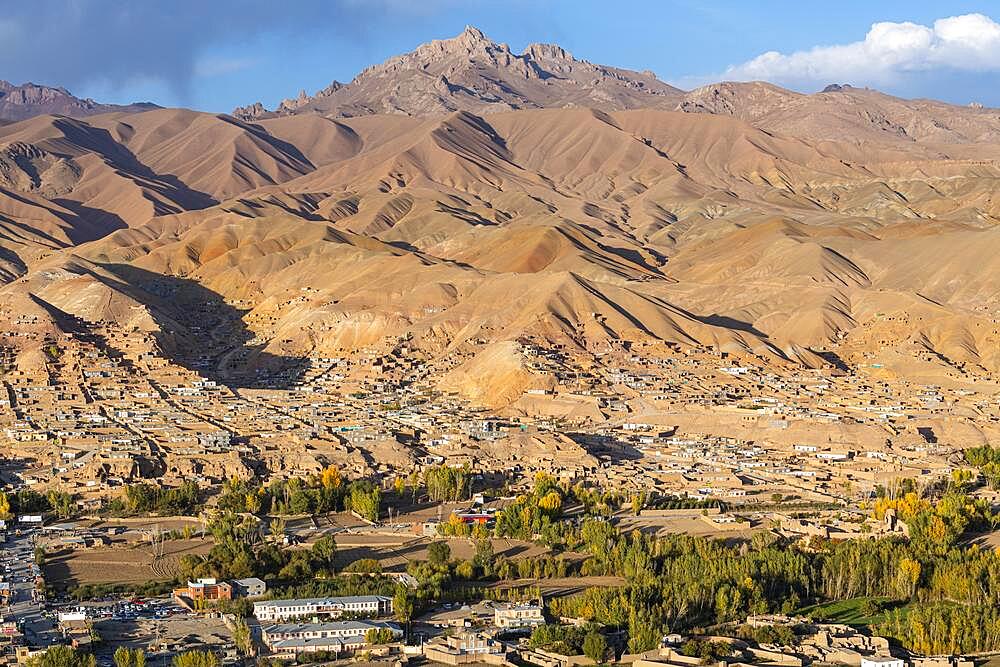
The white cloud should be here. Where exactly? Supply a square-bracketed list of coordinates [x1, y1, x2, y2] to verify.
[194, 57, 259, 78]
[684, 13, 1000, 90]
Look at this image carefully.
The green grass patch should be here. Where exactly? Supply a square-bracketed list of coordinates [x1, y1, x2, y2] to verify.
[796, 596, 906, 626]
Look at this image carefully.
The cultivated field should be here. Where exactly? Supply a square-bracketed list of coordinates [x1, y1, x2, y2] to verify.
[44, 538, 212, 587]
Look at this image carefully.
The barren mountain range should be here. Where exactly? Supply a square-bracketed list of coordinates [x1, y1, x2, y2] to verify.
[0, 80, 158, 123]
[3, 26, 1000, 405]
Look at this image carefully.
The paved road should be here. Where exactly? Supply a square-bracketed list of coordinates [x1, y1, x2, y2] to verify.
[3, 528, 57, 647]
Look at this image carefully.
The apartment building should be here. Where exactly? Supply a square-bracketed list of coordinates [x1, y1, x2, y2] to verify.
[262, 620, 402, 656]
[253, 595, 393, 622]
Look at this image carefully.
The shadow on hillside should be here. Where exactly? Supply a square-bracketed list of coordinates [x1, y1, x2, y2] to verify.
[92, 263, 310, 390]
[0, 244, 27, 276]
[51, 117, 217, 211]
[701, 313, 769, 338]
[567, 432, 644, 462]
[51, 198, 129, 243]
[814, 350, 850, 373]
[221, 113, 316, 170]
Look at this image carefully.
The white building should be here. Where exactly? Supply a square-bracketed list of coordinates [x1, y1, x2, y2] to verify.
[253, 595, 393, 622]
[861, 658, 905, 667]
[816, 451, 851, 461]
[262, 620, 401, 655]
[494, 603, 544, 629]
[58, 612, 87, 623]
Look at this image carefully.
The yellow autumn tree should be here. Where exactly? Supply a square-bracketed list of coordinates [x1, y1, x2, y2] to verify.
[471, 521, 489, 539]
[321, 466, 342, 491]
[245, 492, 261, 514]
[538, 491, 563, 515]
[444, 512, 470, 537]
[872, 491, 929, 521]
[896, 557, 921, 598]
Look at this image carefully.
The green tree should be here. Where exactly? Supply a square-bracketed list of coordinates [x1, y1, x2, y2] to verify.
[474, 537, 495, 576]
[269, 516, 286, 543]
[428, 541, 451, 567]
[365, 627, 397, 644]
[424, 465, 471, 501]
[347, 482, 381, 522]
[27, 646, 95, 667]
[172, 651, 219, 667]
[15, 489, 50, 513]
[583, 632, 608, 664]
[114, 648, 145, 667]
[311, 535, 337, 570]
[344, 558, 382, 574]
[860, 598, 885, 618]
[631, 492, 646, 516]
[394, 587, 415, 627]
[232, 618, 253, 657]
[47, 489, 75, 519]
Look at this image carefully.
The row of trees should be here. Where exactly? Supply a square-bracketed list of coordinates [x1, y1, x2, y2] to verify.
[109, 481, 201, 516]
[20, 646, 213, 667]
[113, 648, 146, 667]
[964, 444, 1000, 489]
[25, 646, 97, 667]
[424, 464, 471, 501]
[877, 604, 1000, 655]
[0, 488, 62, 520]
[215, 470, 381, 521]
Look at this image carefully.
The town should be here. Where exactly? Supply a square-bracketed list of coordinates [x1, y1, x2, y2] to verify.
[2, 301, 1000, 667]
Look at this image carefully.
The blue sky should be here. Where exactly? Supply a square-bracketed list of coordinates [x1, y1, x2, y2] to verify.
[3, 0, 1000, 112]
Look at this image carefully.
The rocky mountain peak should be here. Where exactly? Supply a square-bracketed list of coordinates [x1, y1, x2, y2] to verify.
[523, 42, 573, 63]
[235, 26, 684, 119]
[232, 101, 267, 122]
[455, 24, 491, 48]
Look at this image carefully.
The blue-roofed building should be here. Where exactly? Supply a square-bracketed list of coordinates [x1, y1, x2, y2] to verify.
[262, 620, 402, 658]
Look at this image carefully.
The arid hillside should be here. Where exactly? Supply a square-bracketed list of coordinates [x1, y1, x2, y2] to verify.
[1, 29, 1000, 405]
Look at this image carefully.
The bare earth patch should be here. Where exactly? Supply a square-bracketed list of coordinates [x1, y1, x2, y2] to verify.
[44, 538, 212, 587]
